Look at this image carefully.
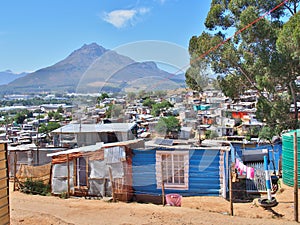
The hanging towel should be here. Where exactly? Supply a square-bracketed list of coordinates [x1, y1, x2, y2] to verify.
[250, 167, 255, 179]
[246, 166, 251, 179]
[243, 164, 247, 172]
[238, 162, 244, 175]
[235, 158, 239, 169]
[246, 166, 255, 180]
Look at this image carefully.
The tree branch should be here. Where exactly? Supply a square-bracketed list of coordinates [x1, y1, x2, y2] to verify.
[236, 66, 272, 104]
[284, 3, 295, 16]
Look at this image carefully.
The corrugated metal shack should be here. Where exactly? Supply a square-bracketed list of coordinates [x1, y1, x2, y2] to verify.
[132, 139, 230, 203]
[51, 123, 138, 147]
[47, 139, 144, 201]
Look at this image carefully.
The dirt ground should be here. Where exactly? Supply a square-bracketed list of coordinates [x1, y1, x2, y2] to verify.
[9, 181, 300, 225]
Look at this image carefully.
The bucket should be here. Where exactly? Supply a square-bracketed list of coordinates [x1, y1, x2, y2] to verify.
[165, 194, 182, 207]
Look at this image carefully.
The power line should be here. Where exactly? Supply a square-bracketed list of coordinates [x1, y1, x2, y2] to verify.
[173, 0, 289, 78]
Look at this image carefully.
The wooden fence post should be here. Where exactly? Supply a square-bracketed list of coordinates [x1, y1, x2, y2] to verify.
[109, 166, 116, 202]
[229, 163, 234, 216]
[67, 154, 70, 198]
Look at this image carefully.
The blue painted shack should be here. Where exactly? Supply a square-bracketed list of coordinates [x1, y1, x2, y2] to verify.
[132, 140, 230, 203]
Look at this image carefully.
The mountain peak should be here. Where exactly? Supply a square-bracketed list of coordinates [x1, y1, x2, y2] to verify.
[4, 69, 13, 74]
[68, 43, 107, 58]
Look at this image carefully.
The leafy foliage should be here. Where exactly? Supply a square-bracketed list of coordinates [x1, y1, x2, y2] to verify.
[142, 98, 156, 108]
[106, 104, 123, 118]
[155, 116, 181, 136]
[20, 179, 50, 196]
[151, 100, 173, 117]
[39, 122, 61, 134]
[97, 93, 110, 102]
[187, 0, 300, 135]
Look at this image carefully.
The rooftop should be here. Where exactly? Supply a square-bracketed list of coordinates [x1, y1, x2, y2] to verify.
[51, 122, 137, 134]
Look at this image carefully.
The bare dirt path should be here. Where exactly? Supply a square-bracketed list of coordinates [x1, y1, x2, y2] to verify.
[9, 182, 300, 225]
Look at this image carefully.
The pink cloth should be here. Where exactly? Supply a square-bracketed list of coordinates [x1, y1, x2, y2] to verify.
[250, 167, 255, 179]
[235, 159, 239, 169]
[166, 194, 182, 207]
[238, 162, 244, 175]
[243, 164, 247, 172]
[246, 166, 255, 179]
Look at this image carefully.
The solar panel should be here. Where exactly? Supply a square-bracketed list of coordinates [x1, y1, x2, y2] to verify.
[154, 138, 164, 145]
[154, 138, 174, 146]
[162, 139, 174, 146]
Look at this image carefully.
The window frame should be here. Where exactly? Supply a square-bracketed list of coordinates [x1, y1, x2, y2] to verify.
[156, 150, 189, 190]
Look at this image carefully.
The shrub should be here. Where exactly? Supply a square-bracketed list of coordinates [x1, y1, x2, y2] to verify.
[20, 179, 50, 196]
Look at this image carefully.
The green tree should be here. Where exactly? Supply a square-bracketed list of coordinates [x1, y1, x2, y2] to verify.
[48, 111, 55, 119]
[155, 116, 181, 137]
[187, 0, 299, 134]
[57, 106, 64, 114]
[39, 122, 61, 134]
[14, 111, 27, 124]
[151, 100, 173, 117]
[142, 98, 156, 108]
[276, 12, 300, 128]
[97, 93, 109, 102]
[106, 104, 123, 118]
[53, 112, 63, 121]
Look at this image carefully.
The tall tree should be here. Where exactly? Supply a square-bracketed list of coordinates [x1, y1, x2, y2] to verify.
[187, 0, 299, 133]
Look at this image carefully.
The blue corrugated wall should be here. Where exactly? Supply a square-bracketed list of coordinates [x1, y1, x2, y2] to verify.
[132, 148, 222, 197]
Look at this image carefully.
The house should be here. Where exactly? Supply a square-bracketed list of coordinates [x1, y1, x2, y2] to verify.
[51, 122, 138, 147]
[131, 139, 230, 203]
[179, 127, 193, 140]
[47, 139, 144, 201]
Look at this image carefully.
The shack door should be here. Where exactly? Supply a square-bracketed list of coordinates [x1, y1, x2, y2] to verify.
[77, 157, 87, 186]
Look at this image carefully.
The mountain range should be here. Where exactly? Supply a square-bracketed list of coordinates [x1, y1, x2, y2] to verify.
[0, 70, 27, 85]
[0, 43, 185, 94]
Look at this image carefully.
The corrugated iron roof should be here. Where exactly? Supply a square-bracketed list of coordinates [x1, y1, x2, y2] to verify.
[51, 122, 136, 134]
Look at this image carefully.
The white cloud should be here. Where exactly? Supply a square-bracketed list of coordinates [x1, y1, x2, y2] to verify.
[103, 7, 150, 28]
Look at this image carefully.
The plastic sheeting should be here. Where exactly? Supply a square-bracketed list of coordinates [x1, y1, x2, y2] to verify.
[89, 160, 124, 179]
[51, 146, 127, 196]
[104, 146, 126, 163]
[89, 160, 108, 178]
[52, 162, 74, 194]
[88, 179, 112, 197]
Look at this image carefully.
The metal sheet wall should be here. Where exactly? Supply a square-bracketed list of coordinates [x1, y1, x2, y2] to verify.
[132, 148, 222, 197]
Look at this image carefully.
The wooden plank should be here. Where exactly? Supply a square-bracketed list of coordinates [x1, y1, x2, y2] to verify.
[0, 179, 7, 190]
[0, 187, 8, 199]
[0, 160, 6, 170]
[0, 151, 5, 161]
[0, 169, 7, 180]
[0, 214, 10, 225]
[0, 205, 9, 218]
[0, 197, 8, 208]
[0, 144, 9, 225]
[0, 144, 5, 151]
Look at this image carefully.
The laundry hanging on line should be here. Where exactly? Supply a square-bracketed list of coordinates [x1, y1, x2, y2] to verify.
[235, 158, 255, 180]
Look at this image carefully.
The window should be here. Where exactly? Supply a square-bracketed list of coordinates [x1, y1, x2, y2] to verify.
[156, 151, 189, 190]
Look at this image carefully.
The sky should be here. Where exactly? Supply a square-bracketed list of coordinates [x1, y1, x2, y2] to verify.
[0, 0, 211, 73]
